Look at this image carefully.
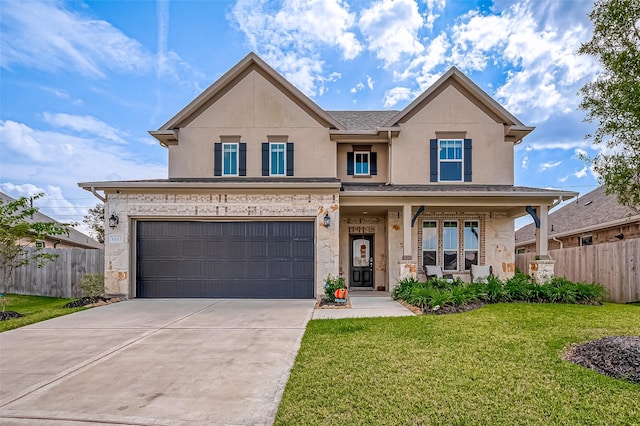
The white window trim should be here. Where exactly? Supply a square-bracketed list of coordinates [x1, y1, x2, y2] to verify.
[222, 143, 239, 176]
[580, 235, 593, 246]
[354, 152, 371, 176]
[422, 220, 438, 266]
[442, 220, 459, 271]
[269, 142, 286, 176]
[438, 139, 464, 183]
[463, 220, 479, 271]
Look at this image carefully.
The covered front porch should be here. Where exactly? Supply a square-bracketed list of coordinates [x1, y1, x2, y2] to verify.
[338, 184, 576, 291]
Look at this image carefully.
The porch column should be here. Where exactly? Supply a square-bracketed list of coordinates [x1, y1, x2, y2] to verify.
[535, 204, 549, 258]
[398, 204, 417, 281]
[402, 204, 412, 260]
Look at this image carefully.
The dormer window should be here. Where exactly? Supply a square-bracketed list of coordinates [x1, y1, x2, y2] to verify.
[355, 152, 370, 175]
[347, 145, 377, 177]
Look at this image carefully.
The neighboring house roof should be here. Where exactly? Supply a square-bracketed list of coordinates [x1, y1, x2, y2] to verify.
[383, 66, 534, 143]
[0, 192, 103, 249]
[327, 111, 400, 131]
[515, 186, 639, 245]
[150, 52, 345, 146]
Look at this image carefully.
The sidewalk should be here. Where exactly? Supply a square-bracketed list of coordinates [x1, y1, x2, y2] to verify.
[312, 292, 415, 319]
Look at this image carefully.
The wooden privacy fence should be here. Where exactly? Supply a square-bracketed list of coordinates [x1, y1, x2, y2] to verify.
[7, 248, 104, 299]
[516, 239, 640, 303]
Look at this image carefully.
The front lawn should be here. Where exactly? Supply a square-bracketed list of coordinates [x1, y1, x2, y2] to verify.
[276, 303, 640, 425]
[0, 294, 85, 332]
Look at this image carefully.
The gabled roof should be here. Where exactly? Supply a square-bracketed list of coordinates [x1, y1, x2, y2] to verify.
[383, 66, 534, 143]
[515, 186, 639, 244]
[0, 192, 103, 249]
[151, 52, 345, 141]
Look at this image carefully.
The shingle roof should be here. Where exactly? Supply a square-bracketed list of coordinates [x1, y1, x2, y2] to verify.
[341, 183, 569, 194]
[0, 192, 103, 249]
[326, 111, 399, 131]
[515, 186, 638, 243]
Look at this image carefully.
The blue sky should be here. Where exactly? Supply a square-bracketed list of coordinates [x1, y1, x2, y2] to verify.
[1, 0, 601, 235]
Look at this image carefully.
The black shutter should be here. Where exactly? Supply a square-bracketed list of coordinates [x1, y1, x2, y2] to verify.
[214, 143, 222, 176]
[464, 138, 472, 182]
[262, 143, 269, 176]
[429, 139, 438, 182]
[239, 143, 247, 176]
[347, 152, 354, 175]
[370, 152, 377, 175]
[286, 142, 294, 176]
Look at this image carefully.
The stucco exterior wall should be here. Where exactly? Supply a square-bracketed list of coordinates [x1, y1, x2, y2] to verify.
[484, 215, 515, 279]
[103, 190, 340, 298]
[386, 208, 404, 292]
[168, 71, 336, 179]
[336, 143, 389, 183]
[392, 85, 514, 185]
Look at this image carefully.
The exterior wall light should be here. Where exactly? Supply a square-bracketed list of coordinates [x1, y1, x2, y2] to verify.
[108, 212, 119, 229]
[323, 212, 331, 228]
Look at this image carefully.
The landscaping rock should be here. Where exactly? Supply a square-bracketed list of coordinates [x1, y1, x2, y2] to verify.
[563, 336, 640, 384]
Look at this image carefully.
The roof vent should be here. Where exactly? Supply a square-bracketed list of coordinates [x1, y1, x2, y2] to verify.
[584, 200, 593, 206]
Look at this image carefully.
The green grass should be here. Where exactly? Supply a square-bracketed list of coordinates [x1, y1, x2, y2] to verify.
[276, 303, 640, 425]
[0, 294, 85, 332]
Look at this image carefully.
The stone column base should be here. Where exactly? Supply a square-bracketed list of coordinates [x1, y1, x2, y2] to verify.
[399, 262, 417, 281]
[528, 259, 555, 284]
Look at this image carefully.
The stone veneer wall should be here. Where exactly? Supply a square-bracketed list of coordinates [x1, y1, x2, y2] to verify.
[387, 209, 404, 292]
[103, 192, 340, 298]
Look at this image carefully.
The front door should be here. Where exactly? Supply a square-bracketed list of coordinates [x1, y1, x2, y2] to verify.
[350, 235, 374, 288]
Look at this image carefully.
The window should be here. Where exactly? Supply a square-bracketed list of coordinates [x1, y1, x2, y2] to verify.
[222, 143, 238, 176]
[464, 221, 479, 270]
[516, 248, 526, 254]
[214, 142, 246, 176]
[580, 235, 593, 246]
[270, 143, 286, 176]
[422, 221, 437, 266]
[443, 221, 458, 270]
[355, 152, 370, 175]
[439, 139, 463, 181]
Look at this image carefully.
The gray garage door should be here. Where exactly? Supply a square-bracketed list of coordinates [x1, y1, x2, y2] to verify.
[136, 221, 314, 298]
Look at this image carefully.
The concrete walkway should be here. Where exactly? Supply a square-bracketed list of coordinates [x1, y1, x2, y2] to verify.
[0, 299, 315, 426]
[312, 292, 415, 319]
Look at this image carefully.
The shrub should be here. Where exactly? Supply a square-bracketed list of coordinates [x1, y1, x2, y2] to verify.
[324, 275, 346, 302]
[392, 277, 420, 300]
[79, 274, 105, 298]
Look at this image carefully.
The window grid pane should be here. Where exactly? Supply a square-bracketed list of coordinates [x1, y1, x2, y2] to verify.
[422, 221, 437, 267]
[439, 139, 463, 181]
[464, 221, 479, 270]
[355, 152, 370, 175]
[443, 221, 458, 271]
[270, 143, 285, 175]
[223, 143, 238, 175]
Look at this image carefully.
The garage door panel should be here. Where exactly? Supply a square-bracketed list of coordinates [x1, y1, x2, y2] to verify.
[136, 221, 314, 298]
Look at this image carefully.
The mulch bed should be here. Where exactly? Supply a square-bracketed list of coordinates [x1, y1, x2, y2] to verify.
[315, 297, 351, 309]
[0, 311, 24, 321]
[563, 336, 640, 384]
[63, 296, 124, 308]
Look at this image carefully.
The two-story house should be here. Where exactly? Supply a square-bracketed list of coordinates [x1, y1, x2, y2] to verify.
[80, 53, 574, 299]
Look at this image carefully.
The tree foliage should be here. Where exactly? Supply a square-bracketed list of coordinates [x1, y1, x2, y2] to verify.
[0, 193, 69, 311]
[579, 0, 640, 210]
[83, 203, 105, 243]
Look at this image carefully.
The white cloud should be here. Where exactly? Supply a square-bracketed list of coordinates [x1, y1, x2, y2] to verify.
[574, 148, 588, 159]
[359, 0, 425, 66]
[447, 1, 597, 123]
[43, 113, 128, 144]
[574, 166, 588, 178]
[383, 86, 413, 107]
[351, 82, 365, 93]
[523, 140, 593, 151]
[521, 155, 528, 170]
[424, 0, 446, 30]
[229, 0, 360, 96]
[394, 33, 450, 89]
[366, 75, 374, 90]
[0, 120, 46, 161]
[0, 1, 153, 77]
[540, 160, 561, 171]
[41, 87, 84, 106]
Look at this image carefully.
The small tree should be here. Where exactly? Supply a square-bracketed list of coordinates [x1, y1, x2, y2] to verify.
[83, 203, 104, 243]
[579, 0, 640, 210]
[0, 193, 69, 312]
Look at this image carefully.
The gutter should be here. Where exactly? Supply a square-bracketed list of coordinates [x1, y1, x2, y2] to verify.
[90, 186, 106, 203]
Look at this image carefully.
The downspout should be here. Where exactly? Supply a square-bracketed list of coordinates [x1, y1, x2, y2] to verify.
[386, 130, 392, 185]
[552, 236, 563, 250]
[90, 187, 106, 203]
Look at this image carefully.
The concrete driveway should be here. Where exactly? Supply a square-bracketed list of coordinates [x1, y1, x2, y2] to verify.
[0, 299, 315, 426]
